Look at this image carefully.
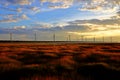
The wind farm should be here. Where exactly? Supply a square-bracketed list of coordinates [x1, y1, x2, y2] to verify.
[0, 32, 120, 80]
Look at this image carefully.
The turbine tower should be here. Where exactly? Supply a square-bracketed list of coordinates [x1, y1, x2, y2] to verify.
[68, 35, 71, 41]
[33, 30, 38, 41]
[53, 33, 56, 41]
[66, 36, 69, 41]
[4, 28, 14, 41]
[93, 35, 96, 43]
[10, 32, 12, 41]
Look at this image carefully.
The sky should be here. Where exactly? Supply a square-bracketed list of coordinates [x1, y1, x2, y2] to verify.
[0, 0, 120, 42]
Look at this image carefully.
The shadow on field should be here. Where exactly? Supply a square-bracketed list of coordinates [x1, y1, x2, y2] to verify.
[0, 63, 120, 80]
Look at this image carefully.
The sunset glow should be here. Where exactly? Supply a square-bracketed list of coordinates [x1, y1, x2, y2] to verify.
[0, 0, 120, 42]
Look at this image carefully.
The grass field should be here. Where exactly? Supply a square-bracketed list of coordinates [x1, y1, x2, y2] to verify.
[0, 41, 120, 80]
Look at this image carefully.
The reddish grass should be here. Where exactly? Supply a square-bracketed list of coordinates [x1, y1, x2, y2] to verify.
[0, 42, 120, 80]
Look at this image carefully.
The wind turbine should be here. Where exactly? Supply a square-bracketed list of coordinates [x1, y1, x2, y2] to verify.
[101, 32, 105, 43]
[68, 35, 71, 41]
[93, 35, 96, 43]
[53, 33, 56, 41]
[10, 32, 13, 41]
[3, 28, 14, 41]
[81, 34, 84, 42]
[33, 30, 38, 41]
[51, 29, 56, 42]
[66, 36, 69, 41]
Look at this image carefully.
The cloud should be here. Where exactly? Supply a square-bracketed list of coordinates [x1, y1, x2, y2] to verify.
[40, 0, 61, 3]
[0, 0, 119, 17]
[78, 19, 120, 30]
[30, 7, 40, 12]
[78, 0, 120, 14]
[6, 0, 34, 5]
[40, 0, 73, 4]
[81, 5, 118, 14]
[17, 8, 22, 12]
[14, 26, 27, 30]
[41, 0, 73, 9]
[28, 15, 120, 33]
[117, 11, 120, 16]
[31, 22, 54, 29]
[0, 18, 19, 23]
[0, 0, 119, 29]
[0, 6, 22, 12]
[54, 22, 69, 28]
[68, 29, 120, 38]
[30, 17, 119, 33]
[24, 6, 41, 14]
[110, 11, 120, 19]
[107, 0, 120, 5]
[0, 14, 29, 23]
[0, 27, 31, 34]
[30, 21, 88, 32]
[69, 18, 120, 26]
[80, 23, 120, 31]
[49, 4, 70, 9]
[0, 0, 119, 11]
[21, 14, 29, 19]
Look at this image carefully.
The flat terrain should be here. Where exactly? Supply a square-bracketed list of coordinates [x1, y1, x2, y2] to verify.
[0, 42, 120, 80]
